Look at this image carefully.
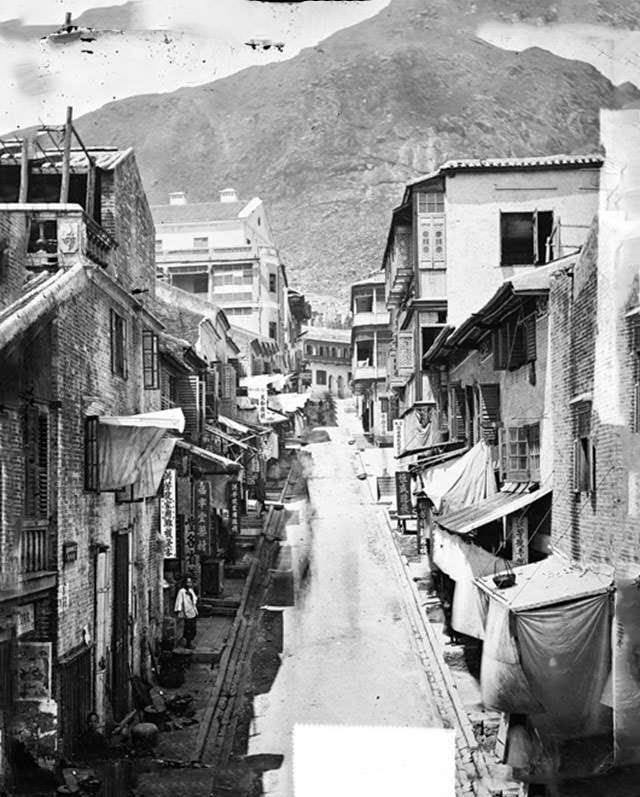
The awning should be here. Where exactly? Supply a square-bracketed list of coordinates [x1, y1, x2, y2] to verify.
[399, 440, 465, 461]
[218, 414, 252, 435]
[416, 440, 496, 514]
[262, 408, 289, 425]
[241, 373, 293, 392]
[475, 554, 613, 612]
[175, 439, 241, 473]
[437, 483, 552, 536]
[205, 423, 252, 451]
[98, 408, 185, 491]
[476, 556, 613, 739]
[268, 392, 310, 414]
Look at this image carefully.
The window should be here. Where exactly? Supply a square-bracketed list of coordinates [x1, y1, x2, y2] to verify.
[269, 321, 277, 340]
[573, 401, 595, 493]
[450, 386, 467, 441]
[417, 192, 444, 214]
[421, 327, 439, 360]
[316, 370, 327, 386]
[418, 217, 446, 269]
[110, 309, 128, 379]
[155, 239, 163, 251]
[356, 340, 373, 366]
[193, 274, 208, 294]
[500, 211, 554, 266]
[306, 344, 313, 356]
[377, 339, 390, 368]
[500, 423, 541, 482]
[85, 416, 99, 492]
[193, 236, 208, 250]
[269, 273, 277, 293]
[479, 384, 500, 445]
[492, 313, 536, 371]
[142, 331, 159, 389]
[354, 294, 373, 313]
[23, 405, 49, 519]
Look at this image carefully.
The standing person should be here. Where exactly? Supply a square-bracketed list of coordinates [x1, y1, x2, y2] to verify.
[174, 576, 198, 649]
[254, 473, 266, 516]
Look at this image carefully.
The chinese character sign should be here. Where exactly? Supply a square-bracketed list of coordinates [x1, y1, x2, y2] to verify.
[395, 471, 413, 517]
[194, 479, 212, 556]
[16, 642, 52, 701]
[227, 480, 241, 537]
[393, 419, 405, 458]
[160, 469, 177, 558]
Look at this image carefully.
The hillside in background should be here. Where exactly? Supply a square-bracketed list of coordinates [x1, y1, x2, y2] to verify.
[64, 0, 640, 302]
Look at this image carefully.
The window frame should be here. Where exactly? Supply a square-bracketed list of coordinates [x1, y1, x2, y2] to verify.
[316, 369, 327, 386]
[110, 308, 128, 379]
[85, 415, 100, 493]
[23, 404, 50, 520]
[142, 330, 159, 390]
[269, 273, 277, 294]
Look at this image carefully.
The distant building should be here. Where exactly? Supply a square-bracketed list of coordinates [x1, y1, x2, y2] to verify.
[302, 326, 351, 397]
[153, 189, 288, 365]
[350, 273, 391, 444]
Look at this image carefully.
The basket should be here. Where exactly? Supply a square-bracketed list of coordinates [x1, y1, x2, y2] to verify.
[493, 558, 516, 590]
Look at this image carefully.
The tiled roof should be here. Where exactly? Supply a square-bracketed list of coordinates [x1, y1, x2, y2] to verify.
[147, 295, 204, 346]
[152, 201, 249, 225]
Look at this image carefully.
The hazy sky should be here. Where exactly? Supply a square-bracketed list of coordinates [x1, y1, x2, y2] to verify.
[0, 0, 391, 130]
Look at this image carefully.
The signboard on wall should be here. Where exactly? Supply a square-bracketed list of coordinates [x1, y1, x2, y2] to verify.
[194, 480, 212, 557]
[227, 480, 241, 537]
[160, 469, 177, 558]
[396, 332, 414, 371]
[393, 419, 406, 457]
[16, 642, 52, 701]
[395, 471, 414, 517]
[247, 385, 268, 422]
[16, 604, 35, 636]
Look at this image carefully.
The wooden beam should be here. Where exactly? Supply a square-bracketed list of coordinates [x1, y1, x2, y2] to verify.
[18, 137, 30, 203]
[59, 106, 73, 202]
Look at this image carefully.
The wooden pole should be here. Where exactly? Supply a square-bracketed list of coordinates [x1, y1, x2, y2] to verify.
[18, 136, 30, 203]
[59, 106, 73, 203]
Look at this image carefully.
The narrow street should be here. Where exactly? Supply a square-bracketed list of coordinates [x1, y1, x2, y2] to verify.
[248, 401, 441, 794]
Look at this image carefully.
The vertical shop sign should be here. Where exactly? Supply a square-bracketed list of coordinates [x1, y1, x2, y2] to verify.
[194, 480, 212, 556]
[160, 469, 177, 558]
[395, 471, 413, 517]
[227, 480, 241, 537]
[393, 419, 405, 457]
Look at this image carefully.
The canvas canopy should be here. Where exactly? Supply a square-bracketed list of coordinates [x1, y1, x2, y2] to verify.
[241, 373, 293, 392]
[97, 408, 185, 492]
[476, 557, 613, 739]
[417, 440, 496, 514]
[205, 423, 253, 451]
[175, 439, 241, 473]
[268, 392, 310, 414]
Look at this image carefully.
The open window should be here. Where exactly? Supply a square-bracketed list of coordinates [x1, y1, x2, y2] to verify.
[354, 294, 373, 314]
[573, 400, 595, 494]
[355, 339, 374, 367]
[500, 211, 554, 266]
[492, 313, 536, 371]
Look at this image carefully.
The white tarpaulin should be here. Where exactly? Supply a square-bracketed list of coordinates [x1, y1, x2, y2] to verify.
[219, 414, 252, 435]
[132, 437, 179, 499]
[418, 440, 496, 514]
[432, 527, 510, 639]
[269, 392, 310, 414]
[241, 373, 292, 392]
[613, 568, 640, 764]
[477, 557, 613, 739]
[98, 408, 185, 491]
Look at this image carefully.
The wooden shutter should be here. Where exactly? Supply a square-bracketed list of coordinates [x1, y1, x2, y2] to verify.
[634, 382, 640, 433]
[142, 331, 159, 389]
[37, 413, 49, 520]
[524, 314, 536, 363]
[23, 405, 39, 517]
[498, 426, 506, 481]
[110, 309, 117, 373]
[205, 367, 219, 419]
[508, 320, 526, 370]
[479, 384, 500, 444]
[451, 386, 466, 441]
[122, 315, 128, 379]
[176, 375, 201, 441]
[199, 376, 206, 431]
[573, 437, 581, 493]
[492, 328, 509, 371]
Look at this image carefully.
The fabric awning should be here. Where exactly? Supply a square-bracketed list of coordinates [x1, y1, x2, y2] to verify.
[98, 408, 185, 491]
[475, 555, 613, 612]
[416, 440, 496, 514]
[175, 439, 241, 473]
[268, 392, 310, 414]
[218, 414, 252, 435]
[437, 483, 552, 536]
[261, 408, 289, 425]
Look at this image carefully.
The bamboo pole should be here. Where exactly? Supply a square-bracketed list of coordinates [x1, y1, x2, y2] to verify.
[59, 106, 73, 202]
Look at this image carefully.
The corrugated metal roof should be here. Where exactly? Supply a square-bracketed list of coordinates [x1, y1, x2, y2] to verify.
[152, 200, 250, 225]
[436, 483, 551, 536]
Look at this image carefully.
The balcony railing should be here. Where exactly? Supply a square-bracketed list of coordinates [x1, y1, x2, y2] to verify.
[352, 310, 390, 329]
[353, 364, 387, 382]
[21, 526, 48, 574]
[25, 208, 117, 271]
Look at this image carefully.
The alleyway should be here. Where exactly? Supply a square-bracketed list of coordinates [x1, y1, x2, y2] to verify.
[248, 400, 441, 794]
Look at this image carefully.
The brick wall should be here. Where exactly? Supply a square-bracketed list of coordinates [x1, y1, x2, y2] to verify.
[0, 211, 29, 310]
[550, 220, 640, 568]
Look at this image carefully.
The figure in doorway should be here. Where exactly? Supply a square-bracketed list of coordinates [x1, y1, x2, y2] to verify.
[174, 576, 199, 649]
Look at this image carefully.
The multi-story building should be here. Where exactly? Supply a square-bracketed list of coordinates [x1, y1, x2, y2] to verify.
[384, 155, 603, 449]
[350, 273, 391, 443]
[302, 326, 352, 397]
[153, 189, 288, 354]
[0, 132, 179, 778]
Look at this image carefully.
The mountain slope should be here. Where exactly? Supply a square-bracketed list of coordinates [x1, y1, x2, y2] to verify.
[71, 0, 640, 299]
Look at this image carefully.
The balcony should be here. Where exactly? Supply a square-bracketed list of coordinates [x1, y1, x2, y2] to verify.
[26, 207, 117, 271]
[352, 310, 390, 329]
[157, 246, 255, 265]
[352, 364, 387, 382]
